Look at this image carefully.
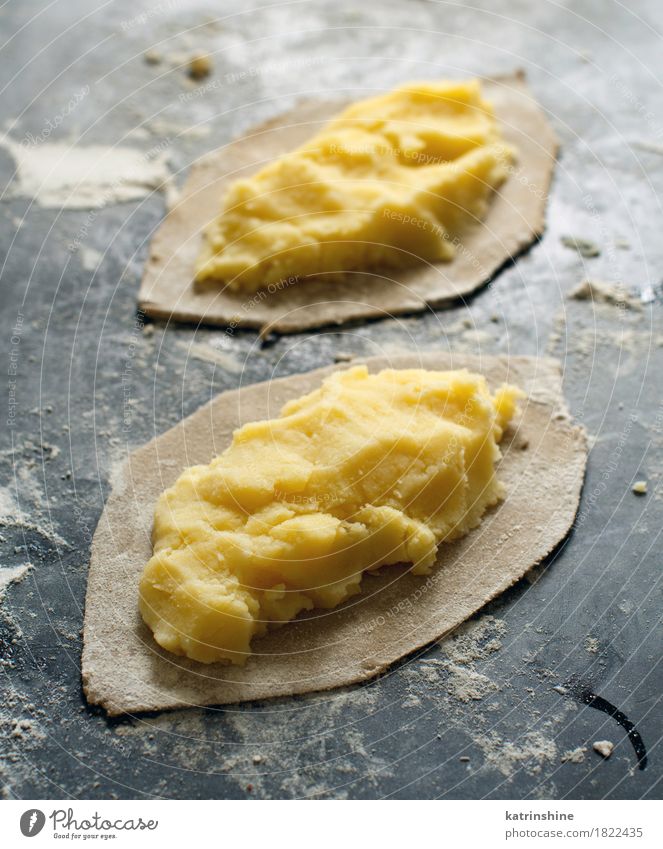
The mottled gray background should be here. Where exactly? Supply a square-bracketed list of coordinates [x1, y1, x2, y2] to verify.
[0, 0, 661, 799]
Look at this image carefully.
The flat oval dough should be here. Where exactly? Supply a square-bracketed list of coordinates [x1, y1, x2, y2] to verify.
[82, 354, 587, 715]
[139, 72, 557, 335]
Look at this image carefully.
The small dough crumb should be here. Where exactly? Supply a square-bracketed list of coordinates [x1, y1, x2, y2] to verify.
[144, 50, 162, 65]
[632, 480, 648, 495]
[188, 53, 212, 80]
[569, 278, 642, 310]
[561, 236, 600, 258]
[592, 740, 615, 758]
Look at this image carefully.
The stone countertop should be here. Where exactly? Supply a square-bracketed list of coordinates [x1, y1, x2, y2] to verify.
[0, 0, 661, 800]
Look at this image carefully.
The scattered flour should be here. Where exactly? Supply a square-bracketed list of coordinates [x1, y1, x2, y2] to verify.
[404, 615, 509, 704]
[146, 118, 211, 140]
[183, 341, 246, 374]
[9, 717, 45, 742]
[569, 279, 642, 311]
[475, 730, 557, 777]
[0, 136, 173, 209]
[561, 746, 587, 764]
[461, 329, 494, 345]
[446, 664, 498, 702]
[440, 615, 507, 664]
[0, 483, 68, 549]
[0, 563, 32, 600]
[0, 487, 22, 522]
[546, 309, 567, 353]
[80, 246, 103, 271]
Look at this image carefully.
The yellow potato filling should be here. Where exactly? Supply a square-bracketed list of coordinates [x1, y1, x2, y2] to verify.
[196, 79, 514, 291]
[139, 367, 522, 664]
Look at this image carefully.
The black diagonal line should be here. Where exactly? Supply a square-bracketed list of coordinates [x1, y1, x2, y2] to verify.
[577, 689, 648, 770]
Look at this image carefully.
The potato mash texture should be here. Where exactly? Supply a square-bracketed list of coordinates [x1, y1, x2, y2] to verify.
[195, 80, 514, 291]
[139, 366, 522, 665]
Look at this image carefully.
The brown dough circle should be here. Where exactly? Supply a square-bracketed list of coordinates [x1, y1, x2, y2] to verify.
[139, 72, 558, 334]
[82, 354, 586, 715]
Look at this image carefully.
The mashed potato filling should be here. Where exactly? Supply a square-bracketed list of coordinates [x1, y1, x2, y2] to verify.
[195, 80, 514, 291]
[139, 367, 522, 664]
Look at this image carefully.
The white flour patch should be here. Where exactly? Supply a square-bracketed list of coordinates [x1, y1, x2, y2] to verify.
[0, 137, 172, 209]
[80, 246, 103, 271]
[0, 487, 23, 522]
[0, 563, 32, 600]
[0, 483, 69, 549]
[183, 341, 246, 374]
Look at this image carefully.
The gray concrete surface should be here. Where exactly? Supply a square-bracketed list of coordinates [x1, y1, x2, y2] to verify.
[0, 0, 661, 799]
